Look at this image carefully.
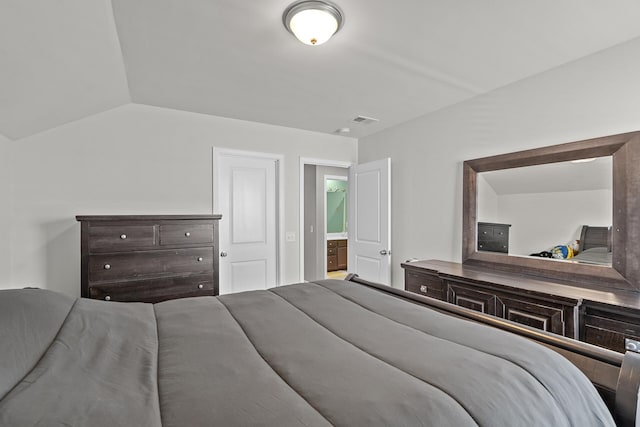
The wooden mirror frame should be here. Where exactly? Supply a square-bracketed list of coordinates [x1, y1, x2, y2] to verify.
[463, 131, 640, 291]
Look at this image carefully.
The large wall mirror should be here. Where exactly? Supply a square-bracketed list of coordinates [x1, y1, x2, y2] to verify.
[463, 131, 640, 291]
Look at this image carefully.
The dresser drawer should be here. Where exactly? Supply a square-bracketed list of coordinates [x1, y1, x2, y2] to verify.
[478, 240, 508, 253]
[499, 295, 567, 336]
[327, 247, 337, 256]
[160, 224, 214, 246]
[583, 326, 640, 353]
[89, 275, 215, 303]
[446, 281, 498, 316]
[89, 248, 214, 282]
[327, 240, 338, 249]
[89, 225, 156, 252]
[477, 224, 494, 239]
[327, 255, 338, 271]
[405, 271, 445, 301]
[583, 312, 640, 352]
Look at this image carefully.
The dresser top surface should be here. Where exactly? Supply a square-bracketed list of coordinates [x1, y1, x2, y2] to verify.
[402, 259, 640, 311]
[76, 214, 222, 222]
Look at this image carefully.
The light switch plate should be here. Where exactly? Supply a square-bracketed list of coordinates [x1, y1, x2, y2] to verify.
[286, 232, 296, 242]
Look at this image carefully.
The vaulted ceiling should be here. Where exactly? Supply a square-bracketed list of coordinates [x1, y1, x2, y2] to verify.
[3, 0, 640, 140]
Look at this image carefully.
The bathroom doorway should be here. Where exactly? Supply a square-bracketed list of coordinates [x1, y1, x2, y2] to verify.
[324, 176, 348, 279]
[300, 160, 350, 282]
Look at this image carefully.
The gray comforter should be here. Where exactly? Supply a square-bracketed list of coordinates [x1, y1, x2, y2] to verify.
[0, 280, 614, 426]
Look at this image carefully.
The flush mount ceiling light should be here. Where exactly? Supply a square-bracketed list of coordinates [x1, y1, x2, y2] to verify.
[283, 0, 344, 46]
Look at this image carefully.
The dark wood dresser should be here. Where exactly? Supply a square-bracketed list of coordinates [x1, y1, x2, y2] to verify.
[403, 259, 640, 353]
[327, 239, 347, 271]
[77, 215, 221, 303]
[477, 222, 510, 253]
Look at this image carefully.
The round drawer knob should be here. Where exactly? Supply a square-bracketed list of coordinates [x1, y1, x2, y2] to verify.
[198, 284, 204, 289]
[104, 295, 111, 301]
[185, 232, 191, 237]
[104, 264, 111, 270]
[120, 234, 127, 240]
[197, 257, 204, 262]
[419, 285, 427, 293]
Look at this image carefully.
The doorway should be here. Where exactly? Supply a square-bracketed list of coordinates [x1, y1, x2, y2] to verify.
[299, 157, 392, 285]
[325, 175, 349, 279]
[299, 158, 351, 282]
[214, 148, 283, 294]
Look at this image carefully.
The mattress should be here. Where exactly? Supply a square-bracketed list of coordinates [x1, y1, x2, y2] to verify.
[573, 246, 612, 266]
[0, 280, 615, 426]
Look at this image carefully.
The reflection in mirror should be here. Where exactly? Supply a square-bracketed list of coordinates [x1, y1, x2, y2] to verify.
[326, 178, 348, 235]
[477, 156, 612, 266]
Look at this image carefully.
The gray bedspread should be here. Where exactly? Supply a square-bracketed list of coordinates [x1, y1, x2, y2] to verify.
[0, 280, 615, 426]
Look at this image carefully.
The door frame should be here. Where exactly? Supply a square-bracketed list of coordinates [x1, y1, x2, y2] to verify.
[213, 147, 285, 287]
[299, 157, 352, 282]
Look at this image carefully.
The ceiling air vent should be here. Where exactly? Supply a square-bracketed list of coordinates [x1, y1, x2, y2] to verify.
[352, 115, 379, 125]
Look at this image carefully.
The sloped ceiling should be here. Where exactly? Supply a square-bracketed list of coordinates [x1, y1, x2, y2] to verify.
[482, 157, 612, 196]
[3, 1, 640, 140]
[0, 0, 130, 140]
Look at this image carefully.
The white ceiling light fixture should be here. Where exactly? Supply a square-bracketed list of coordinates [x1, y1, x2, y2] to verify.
[283, 0, 344, 46]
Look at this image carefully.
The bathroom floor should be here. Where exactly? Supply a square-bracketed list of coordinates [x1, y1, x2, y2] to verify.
[327, 270, 348, 280]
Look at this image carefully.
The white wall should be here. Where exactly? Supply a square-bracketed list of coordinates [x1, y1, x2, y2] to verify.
[0, 134, 12, 288]
[477, 174, 498, 223]
[359, 37, 640, 288]
[494, 189, 612, 256]
[7, 104, 357, 296]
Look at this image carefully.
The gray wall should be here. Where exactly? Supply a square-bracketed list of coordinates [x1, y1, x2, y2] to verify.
[359, 37, 640, 288]
[303, 164, 317, 281]
[1, 104, 357, 293]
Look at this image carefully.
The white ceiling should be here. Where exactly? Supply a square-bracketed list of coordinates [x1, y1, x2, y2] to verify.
[3, 1, 640, 140]
[0, 0, 130, 140]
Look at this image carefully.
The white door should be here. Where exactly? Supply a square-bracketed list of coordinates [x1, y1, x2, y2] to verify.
[215, 151, 279, 294]
[348, 158, 391, 284]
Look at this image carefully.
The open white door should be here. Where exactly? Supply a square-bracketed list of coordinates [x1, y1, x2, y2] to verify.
[215, 150, 279, 294]
[348, 158, 391, 284]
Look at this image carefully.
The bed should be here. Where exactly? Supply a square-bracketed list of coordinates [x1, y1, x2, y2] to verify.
[1, 276, 638, 426]
[528, 225, 613, 265]
[572, 225, 613, 265]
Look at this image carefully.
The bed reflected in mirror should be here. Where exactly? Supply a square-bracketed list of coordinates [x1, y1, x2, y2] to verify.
[476, 156, 612, 266]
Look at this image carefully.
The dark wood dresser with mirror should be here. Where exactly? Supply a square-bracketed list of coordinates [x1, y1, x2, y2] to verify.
[77, 215, 221, 303]
[406, 131, 640, 353]
[403, 259, 640, 352]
